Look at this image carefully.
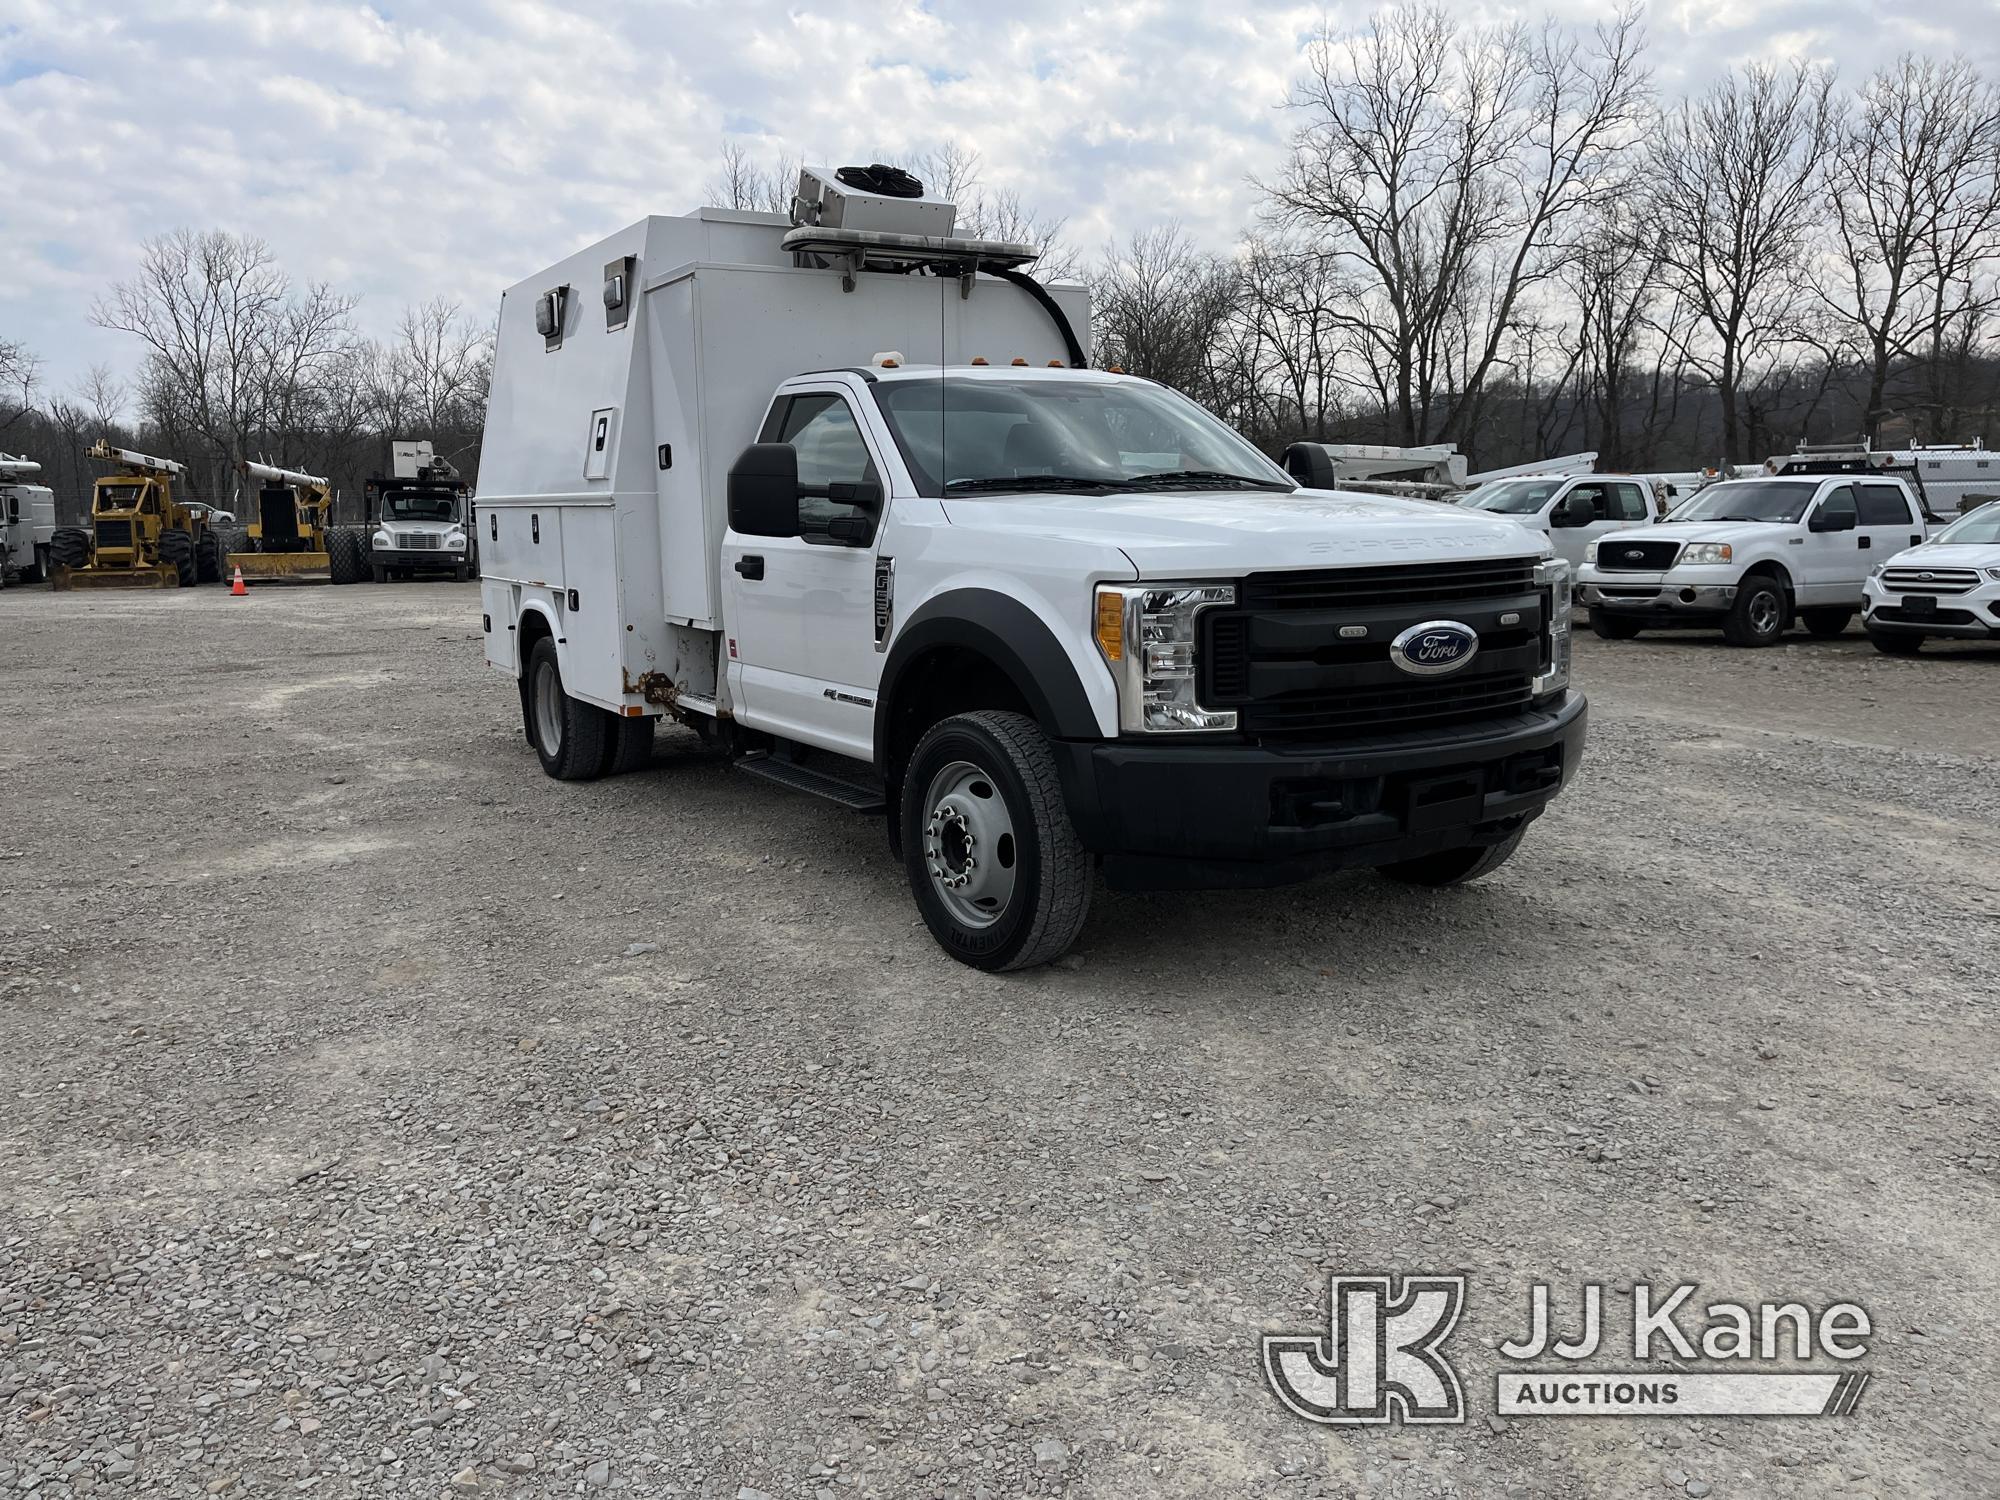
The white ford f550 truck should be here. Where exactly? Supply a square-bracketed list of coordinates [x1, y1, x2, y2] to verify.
[1577, 451, 1934, 646]
[477, 165, 1586, 969]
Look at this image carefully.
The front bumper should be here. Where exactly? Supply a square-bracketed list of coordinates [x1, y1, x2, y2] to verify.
[1052, 692, 1587, 890]
[1863, 581, 2000, 638]
[1578, 568, 1736, 622]
[374, 547, 467, 568]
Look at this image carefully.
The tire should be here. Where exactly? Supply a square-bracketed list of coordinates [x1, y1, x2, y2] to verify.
[526, 636, 608, 781]
[452, 563, 471, 583]
[158, 528, 196, 588]
[1722, 575, 1786, 647]
[28, 544, 48, 584]
[1801, 607, 1853, 639]
[1589, 611, 1644, 640]
[599, 713, 656, 776]
[900, 710, 1091, 972]
[371, 562, 389, 584]
[1379, 827, 1526, 886]
[327, 528, 365, 585]
[1866, 628, 1923, 656]
[194, 529, 221, 584]
[50, 526, 90, 573]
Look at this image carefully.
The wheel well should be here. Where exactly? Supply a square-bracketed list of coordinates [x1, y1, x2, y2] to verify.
[884, 644, 1034, 785]
[516, 610, 555, 743]
[1740, 560, 1793, 594]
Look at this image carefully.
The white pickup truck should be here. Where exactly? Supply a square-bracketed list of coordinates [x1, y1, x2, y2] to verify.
[1457, 473, 1659, 570]
[1861, 502, 2000, 652]
[476, 165, 1586, 969]
[1577, 470, 1932, 646]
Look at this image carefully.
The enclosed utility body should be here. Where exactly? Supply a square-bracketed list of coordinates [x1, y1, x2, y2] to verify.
[0, 454, 56, 586]
[480, 168, 1586, 970]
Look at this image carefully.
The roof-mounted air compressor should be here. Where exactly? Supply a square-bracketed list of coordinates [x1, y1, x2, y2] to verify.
[784, 164, 1042, 291]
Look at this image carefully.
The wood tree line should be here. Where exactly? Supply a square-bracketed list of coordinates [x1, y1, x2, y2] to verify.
[1, 233, 491, 525]
[9, 8, 2000, 515]
[1089, 9, 2000, 470]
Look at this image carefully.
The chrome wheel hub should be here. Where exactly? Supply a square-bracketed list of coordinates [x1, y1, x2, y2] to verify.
[921, 759, 1018, 929]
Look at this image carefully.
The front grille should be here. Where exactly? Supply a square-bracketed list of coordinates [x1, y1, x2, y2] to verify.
[1203, 558, 1544, 743]
[1592, 585, 1662, 600]
[1240, 557, 1536, 610]
[1239, 677, 1535, 738]
[1881, 567, 1979, 596]
[1874, 604, 1978, 625]
[399, 532, 444, 550]
[94, 519, 133, 550]
[1596, 539, 1681, 571]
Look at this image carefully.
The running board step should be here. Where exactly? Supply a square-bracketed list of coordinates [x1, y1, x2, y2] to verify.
[735, 753, 886, 813]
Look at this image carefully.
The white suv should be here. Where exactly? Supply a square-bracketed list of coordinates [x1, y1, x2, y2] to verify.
[1458, 473, 1658, 570]
[1576, 474, 1930, 646]
[1861, 503, 2000, 653]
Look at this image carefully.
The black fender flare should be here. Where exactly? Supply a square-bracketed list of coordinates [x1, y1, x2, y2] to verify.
[874, 589, 1104, 774]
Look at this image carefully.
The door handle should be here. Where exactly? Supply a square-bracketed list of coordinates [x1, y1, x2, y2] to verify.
[735, 554, 765, 580]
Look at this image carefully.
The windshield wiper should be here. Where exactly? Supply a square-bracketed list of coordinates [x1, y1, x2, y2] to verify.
[1121, 469, 1293, 491]
[945, 474, 1118, 494]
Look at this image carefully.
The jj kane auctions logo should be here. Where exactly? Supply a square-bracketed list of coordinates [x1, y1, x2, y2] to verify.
[1264, 1275, 1873, 1425]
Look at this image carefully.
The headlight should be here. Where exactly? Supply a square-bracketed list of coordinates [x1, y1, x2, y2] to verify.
[1987, 568, 2000, 583]
[1584, 541, 1599, 564]
[1534, 558, 1570, 698]
[445, 530, 467, 547]
[1680, 542, 1733, 565]
[1869, 562, 1887, 578]
[1094, 582, 1237, 733]
[373, 530, 392, 550]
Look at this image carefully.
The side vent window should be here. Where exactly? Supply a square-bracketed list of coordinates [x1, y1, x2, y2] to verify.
[536, 285, 570, 351]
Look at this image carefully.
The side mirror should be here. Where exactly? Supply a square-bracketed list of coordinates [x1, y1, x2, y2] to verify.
[1809, 506, 1855, 533]
[1280, 443, 1338, 489]
[1554, 493, 1595, 527]
[728, 443, 801, 537]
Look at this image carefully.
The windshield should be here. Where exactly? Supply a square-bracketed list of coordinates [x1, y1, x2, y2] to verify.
[1666, 480, 1817, 524]
[1933, 505, 2000, 545]
[872, 375, 1293, 497]
[1461, 478, 1563, 515]
[384, 489, 460, 522]
[95, 483, 144, 513]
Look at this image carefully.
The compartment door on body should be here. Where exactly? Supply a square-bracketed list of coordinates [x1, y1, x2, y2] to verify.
[720, 389, 886, 759]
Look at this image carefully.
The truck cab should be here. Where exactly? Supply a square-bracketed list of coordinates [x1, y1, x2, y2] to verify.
[1458, 473, 1656, 570]
[0, 454, 56, 586]
[1577, 470, 1930, 646]
[477, 165, 1587, 970]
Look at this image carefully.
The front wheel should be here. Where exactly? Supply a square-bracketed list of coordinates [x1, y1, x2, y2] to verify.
[1722, 575, 1787, 647]
[1866, 628, 1923, 656]
[1589, 611, 1644, 640]
[1379, 828, 1526, 886]
[1801, 607, 1853, 638]
[525, 637, 609, 780]
[158, 529, 196, 588]
[901, 710, 1091, 971]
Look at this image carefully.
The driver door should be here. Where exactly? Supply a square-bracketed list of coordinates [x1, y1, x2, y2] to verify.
[720, 387, 888, 760]
[1545, 481, 1627, 570]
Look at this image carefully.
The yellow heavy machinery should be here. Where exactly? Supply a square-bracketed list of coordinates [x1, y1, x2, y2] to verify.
[50, 441, 221, 589]
[224, 459, 362, 584]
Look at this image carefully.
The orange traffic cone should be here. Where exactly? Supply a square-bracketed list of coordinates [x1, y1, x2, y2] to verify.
[230, 566, 247, 597]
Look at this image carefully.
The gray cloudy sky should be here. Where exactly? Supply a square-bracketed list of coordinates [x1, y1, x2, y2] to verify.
[2, 0, 1993, 398]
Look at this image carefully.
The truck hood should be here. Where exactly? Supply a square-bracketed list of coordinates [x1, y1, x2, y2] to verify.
[378, 518, 462, 534]
[1885, 539, 2000, 569]
[940, 487, 1548, 576]
[1604, 520, 1793, 549]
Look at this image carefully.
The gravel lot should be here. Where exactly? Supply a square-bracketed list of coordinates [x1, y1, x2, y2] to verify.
[2, 583, 1996, 1499]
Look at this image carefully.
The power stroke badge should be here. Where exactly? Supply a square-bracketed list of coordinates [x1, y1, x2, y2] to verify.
[1264, 1275, 1873, 1426]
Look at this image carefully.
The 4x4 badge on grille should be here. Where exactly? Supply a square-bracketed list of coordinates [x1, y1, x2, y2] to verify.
[1389, 621, 1480, 677]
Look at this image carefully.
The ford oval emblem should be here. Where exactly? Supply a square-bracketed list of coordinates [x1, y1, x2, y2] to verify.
[1389, 620, 1480, 677]
[1919, 570, 1936, 580]
[1624, 548, 1644, 560]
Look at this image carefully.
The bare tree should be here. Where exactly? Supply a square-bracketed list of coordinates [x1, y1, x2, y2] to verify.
[1091, 226, 1243, 410]
[1261, 3, 1648, 448]
[92, 229, 358, 491]
[1822, 56, 2000, 442]
[0, 336, 38, 434]
[1648, 63, 1837, 463]
[704, 141, 800, 215]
